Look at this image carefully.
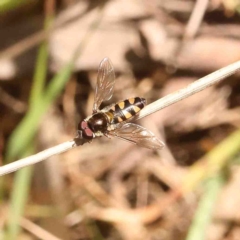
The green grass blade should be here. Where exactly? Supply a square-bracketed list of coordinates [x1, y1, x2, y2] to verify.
[5, 164, 33, 240]
[4, 8, 104, 240]
[182, 129, 240, 192]
[30, 17, 53, 107]
[4, 15, 51, 239]
[185, 173, 225, 240]
[6, 7, 104, 160]
[0, 0, 36, 13]
[29, 42, 49, 107]
[6, 59, 74, 160]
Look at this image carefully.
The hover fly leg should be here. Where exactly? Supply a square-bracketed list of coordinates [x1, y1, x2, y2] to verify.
[76, 130, 83, 139]
[104, 133, 111, 139]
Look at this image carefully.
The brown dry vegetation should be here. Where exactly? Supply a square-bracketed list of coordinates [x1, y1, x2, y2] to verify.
[0, 0, 240, 240]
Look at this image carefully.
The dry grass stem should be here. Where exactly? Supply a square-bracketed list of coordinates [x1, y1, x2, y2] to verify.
[20, 218, 61, 240]
[184, 0, 209, 39]
[0, 141, 76, 176]
[136, 60, 240, 120]
[1, 60, 240, 176]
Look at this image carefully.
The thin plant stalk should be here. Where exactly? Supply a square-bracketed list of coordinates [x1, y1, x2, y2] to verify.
[136, 60, 240, 120]
[1, 59, 240, 175]
[5, 148, 34, 240]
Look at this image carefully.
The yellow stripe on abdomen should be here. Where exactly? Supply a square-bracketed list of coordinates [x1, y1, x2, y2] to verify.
[122, 110, 132, 119]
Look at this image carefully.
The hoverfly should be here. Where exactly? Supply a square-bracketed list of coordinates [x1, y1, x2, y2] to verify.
[77, 58, 164, 150]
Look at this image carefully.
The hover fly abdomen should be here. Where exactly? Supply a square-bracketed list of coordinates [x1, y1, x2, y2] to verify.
[107, 97, 146, 124]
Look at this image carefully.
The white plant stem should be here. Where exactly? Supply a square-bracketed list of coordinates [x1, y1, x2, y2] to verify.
[0, 141, 76, 176]
[136, 61, 240, 120]
[1, 60, 240, 176]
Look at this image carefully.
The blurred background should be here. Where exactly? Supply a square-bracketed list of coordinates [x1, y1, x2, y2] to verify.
[0, 0, 240, 239]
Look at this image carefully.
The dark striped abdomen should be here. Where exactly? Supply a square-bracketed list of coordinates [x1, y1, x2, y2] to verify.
[107, 97, 146, 124]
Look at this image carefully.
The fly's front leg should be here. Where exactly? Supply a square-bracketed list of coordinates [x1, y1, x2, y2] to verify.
[76, 130, 83, 139]
[104, 133, 111, 139]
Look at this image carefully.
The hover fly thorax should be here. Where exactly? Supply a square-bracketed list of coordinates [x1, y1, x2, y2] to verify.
[78, 97, 146, 140]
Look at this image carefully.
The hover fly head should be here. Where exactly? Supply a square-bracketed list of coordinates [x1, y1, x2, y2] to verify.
[78, 121, 94, 140]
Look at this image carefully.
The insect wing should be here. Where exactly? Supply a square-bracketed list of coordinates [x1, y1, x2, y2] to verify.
[109, 123, 165, 150]
[93, 58, 115, 113]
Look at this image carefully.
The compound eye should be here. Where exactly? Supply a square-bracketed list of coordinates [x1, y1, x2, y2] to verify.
[79, 121, 88, 130]
[83, 128, 94, 140]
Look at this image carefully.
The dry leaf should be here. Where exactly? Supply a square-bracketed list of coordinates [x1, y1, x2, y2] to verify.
[50, 0, 148, 71]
